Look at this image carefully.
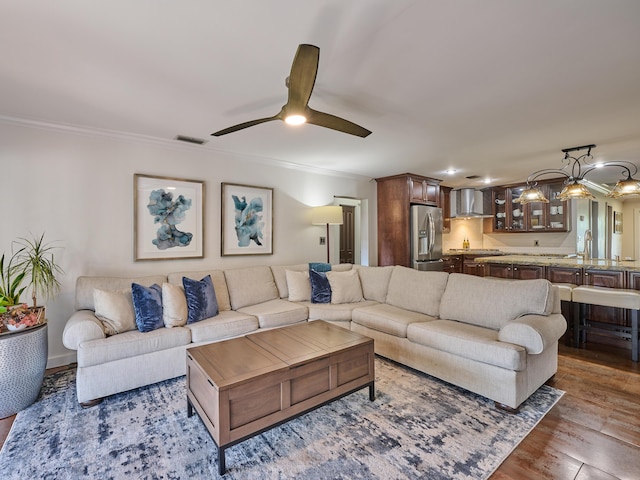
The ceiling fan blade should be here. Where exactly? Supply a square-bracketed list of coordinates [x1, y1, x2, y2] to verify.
[307, 109, 372, 138]
[211, 115, 280, 136]
[287, 44, 319, 111]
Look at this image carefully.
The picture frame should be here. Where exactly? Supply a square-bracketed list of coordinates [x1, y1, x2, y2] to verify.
[221, 182, 273, 256]
[134, 174, 205, 261]
[614, 211, 623, 234]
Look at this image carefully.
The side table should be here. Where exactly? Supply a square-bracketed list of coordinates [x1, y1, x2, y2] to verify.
[0, 324, 48, 419]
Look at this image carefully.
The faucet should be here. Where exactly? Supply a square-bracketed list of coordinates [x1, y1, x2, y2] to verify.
[583, 230, 592, 260]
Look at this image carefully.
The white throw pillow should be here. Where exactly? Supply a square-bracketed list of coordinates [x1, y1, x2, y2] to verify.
[285, 270, 311, 302]
[93, 288, 136, 336]
[326, 270, 364, 304]
[162, 283, 188, 327]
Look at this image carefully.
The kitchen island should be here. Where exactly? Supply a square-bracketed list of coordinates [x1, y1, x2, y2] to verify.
[476, 255, 640, 272]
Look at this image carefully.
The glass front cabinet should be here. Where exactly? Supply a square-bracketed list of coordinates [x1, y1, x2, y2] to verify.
[487, 179, 570, 233]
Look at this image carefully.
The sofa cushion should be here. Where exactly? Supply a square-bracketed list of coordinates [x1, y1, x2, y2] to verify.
[224, 266, 279, 310]
[354, 265, 394, 302]
[407, 320, 527, 371]
[271, 264, 309, 298]
[237, 299, 308, 329]
[168, 270, 231, 311]
[93, 289, 136, 336]
[352, 303, 437, 338]
[303, 299, 379, 322]
[77, 327, 191, 368]
[185, 310, 259, 343]
[439, 274, 555, 330]
[76, 275, 167, 311]
[131, 283, 164, 332]
[310, 270, 331, 304]
[326, 270, 363, 304]
[285, 270, 311, 302]
[183, 275, 219, 324]
[162, 283, 188, 327]
[385, 266, 449, 317]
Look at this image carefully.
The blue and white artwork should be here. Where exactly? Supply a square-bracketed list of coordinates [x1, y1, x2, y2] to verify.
[147, 189, 193, 250]
[222, 183, 273, 256]
[135, 174, 204, 261]
[232, 194, 264, 247]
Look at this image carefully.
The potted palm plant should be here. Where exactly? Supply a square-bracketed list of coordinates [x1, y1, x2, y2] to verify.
[0, 233, 63, 332]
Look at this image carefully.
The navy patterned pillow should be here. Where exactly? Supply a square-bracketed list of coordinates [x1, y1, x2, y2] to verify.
[309, 269, 331, 304]
[131, 283, 164, 333]
[182, 275, 219, 324]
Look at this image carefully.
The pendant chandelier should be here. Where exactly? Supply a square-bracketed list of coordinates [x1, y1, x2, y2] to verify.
[515, 144, 640, 204]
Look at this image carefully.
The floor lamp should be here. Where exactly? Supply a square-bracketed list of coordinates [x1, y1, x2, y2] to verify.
[311, 206, 344, 263]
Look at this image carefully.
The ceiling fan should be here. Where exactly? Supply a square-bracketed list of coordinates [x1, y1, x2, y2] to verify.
[211, 44, 371, 138]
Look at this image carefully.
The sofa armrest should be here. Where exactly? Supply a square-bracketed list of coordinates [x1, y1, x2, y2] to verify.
[498, 313, 567, 354]
[62, 310, 106, 350]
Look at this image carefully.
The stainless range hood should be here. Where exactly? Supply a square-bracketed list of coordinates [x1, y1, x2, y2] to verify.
[450, 188, 489, 218]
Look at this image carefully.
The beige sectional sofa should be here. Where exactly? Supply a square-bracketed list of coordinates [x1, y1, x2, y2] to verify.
[62, 264, 566, 410]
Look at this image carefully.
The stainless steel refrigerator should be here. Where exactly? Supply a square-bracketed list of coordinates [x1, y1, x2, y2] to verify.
[411, 204, 444, 271]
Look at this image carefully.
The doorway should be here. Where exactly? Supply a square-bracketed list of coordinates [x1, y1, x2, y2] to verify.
[340, 205, 355, 264]
[334, 197, 364, 265]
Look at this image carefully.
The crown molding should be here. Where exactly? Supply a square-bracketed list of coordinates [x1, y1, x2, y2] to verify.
[0, 115, 371, 181]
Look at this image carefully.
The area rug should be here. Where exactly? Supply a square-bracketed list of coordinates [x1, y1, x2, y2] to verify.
[0, 357, 563, 479]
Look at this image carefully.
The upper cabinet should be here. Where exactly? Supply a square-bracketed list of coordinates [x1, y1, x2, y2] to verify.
[408, 175, 440, 205]
[485, 179, 571, 233]
[489, 186, 528, 233]
[440, 185, 452, 233]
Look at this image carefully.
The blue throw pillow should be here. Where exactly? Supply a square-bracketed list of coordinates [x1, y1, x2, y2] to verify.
[131, 283, 164, 333]
[182, 275, 219, 324]
[309, 262, 332, 273]
[309, 269, 331, 304]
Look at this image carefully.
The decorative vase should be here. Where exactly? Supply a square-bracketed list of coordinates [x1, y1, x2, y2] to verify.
[0, 324, 48, 418]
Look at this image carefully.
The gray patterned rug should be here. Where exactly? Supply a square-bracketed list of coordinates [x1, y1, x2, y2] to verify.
[0, 357, 563, 479]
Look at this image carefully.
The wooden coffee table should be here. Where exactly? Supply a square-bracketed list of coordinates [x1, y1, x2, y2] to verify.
[186, 320, 375, 475]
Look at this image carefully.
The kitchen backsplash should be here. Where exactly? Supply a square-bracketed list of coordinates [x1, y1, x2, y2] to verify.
[443, 217, 576, 254]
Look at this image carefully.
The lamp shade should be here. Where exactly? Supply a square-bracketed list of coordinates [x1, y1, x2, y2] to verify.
[557, 181, 595, 200]
[606, 177, 640, 198]
[311, 206, 343, 225]
[514, 186, 549, 204]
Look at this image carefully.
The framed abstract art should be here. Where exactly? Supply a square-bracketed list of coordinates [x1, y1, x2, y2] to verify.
[221, 182, 273, 256]
[134, 174, 205, 261]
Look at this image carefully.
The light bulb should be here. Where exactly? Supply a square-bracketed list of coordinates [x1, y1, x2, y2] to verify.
[285, 115, 306, 125]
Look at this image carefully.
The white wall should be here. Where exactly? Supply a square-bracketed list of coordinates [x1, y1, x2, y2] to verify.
[0, 120, 376, 367]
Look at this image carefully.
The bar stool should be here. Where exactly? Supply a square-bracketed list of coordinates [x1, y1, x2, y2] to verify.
[571, 285, 640, 362]
[552, 283, 576, 345]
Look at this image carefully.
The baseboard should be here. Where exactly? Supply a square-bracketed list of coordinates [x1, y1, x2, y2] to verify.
[47, 352, 76, 369]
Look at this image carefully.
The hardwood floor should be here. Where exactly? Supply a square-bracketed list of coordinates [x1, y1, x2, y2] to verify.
[1, 346, 638, 478]
[493, 343, 640, 479]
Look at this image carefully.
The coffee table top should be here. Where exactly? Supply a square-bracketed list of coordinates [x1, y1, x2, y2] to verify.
[187, 321, 372, 389]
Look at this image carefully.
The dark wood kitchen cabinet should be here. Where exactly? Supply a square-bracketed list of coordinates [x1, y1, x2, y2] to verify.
[376, 173, 441, 267]
[487, 263, 546, 279]
[462, 255, 487, 276]
[442, 254, 462, 273]
[484, 179, 570, 233]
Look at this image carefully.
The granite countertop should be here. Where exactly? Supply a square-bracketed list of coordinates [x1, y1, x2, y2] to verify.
[446, 249, 506, 255]
[475, 254, 640, 271]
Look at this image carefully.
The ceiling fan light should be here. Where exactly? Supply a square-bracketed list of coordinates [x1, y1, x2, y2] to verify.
[606, 177, 640, 198]
[284, 114, 307, 125]
[514, 185, 549, 204]
[557, 180, 595, 200]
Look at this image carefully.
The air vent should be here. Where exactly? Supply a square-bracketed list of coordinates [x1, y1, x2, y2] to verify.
[465, 175, 481, 179]
[175, 135, 207, 145]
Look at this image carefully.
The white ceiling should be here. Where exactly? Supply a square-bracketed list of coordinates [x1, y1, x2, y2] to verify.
[3, 1, 640, 188]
